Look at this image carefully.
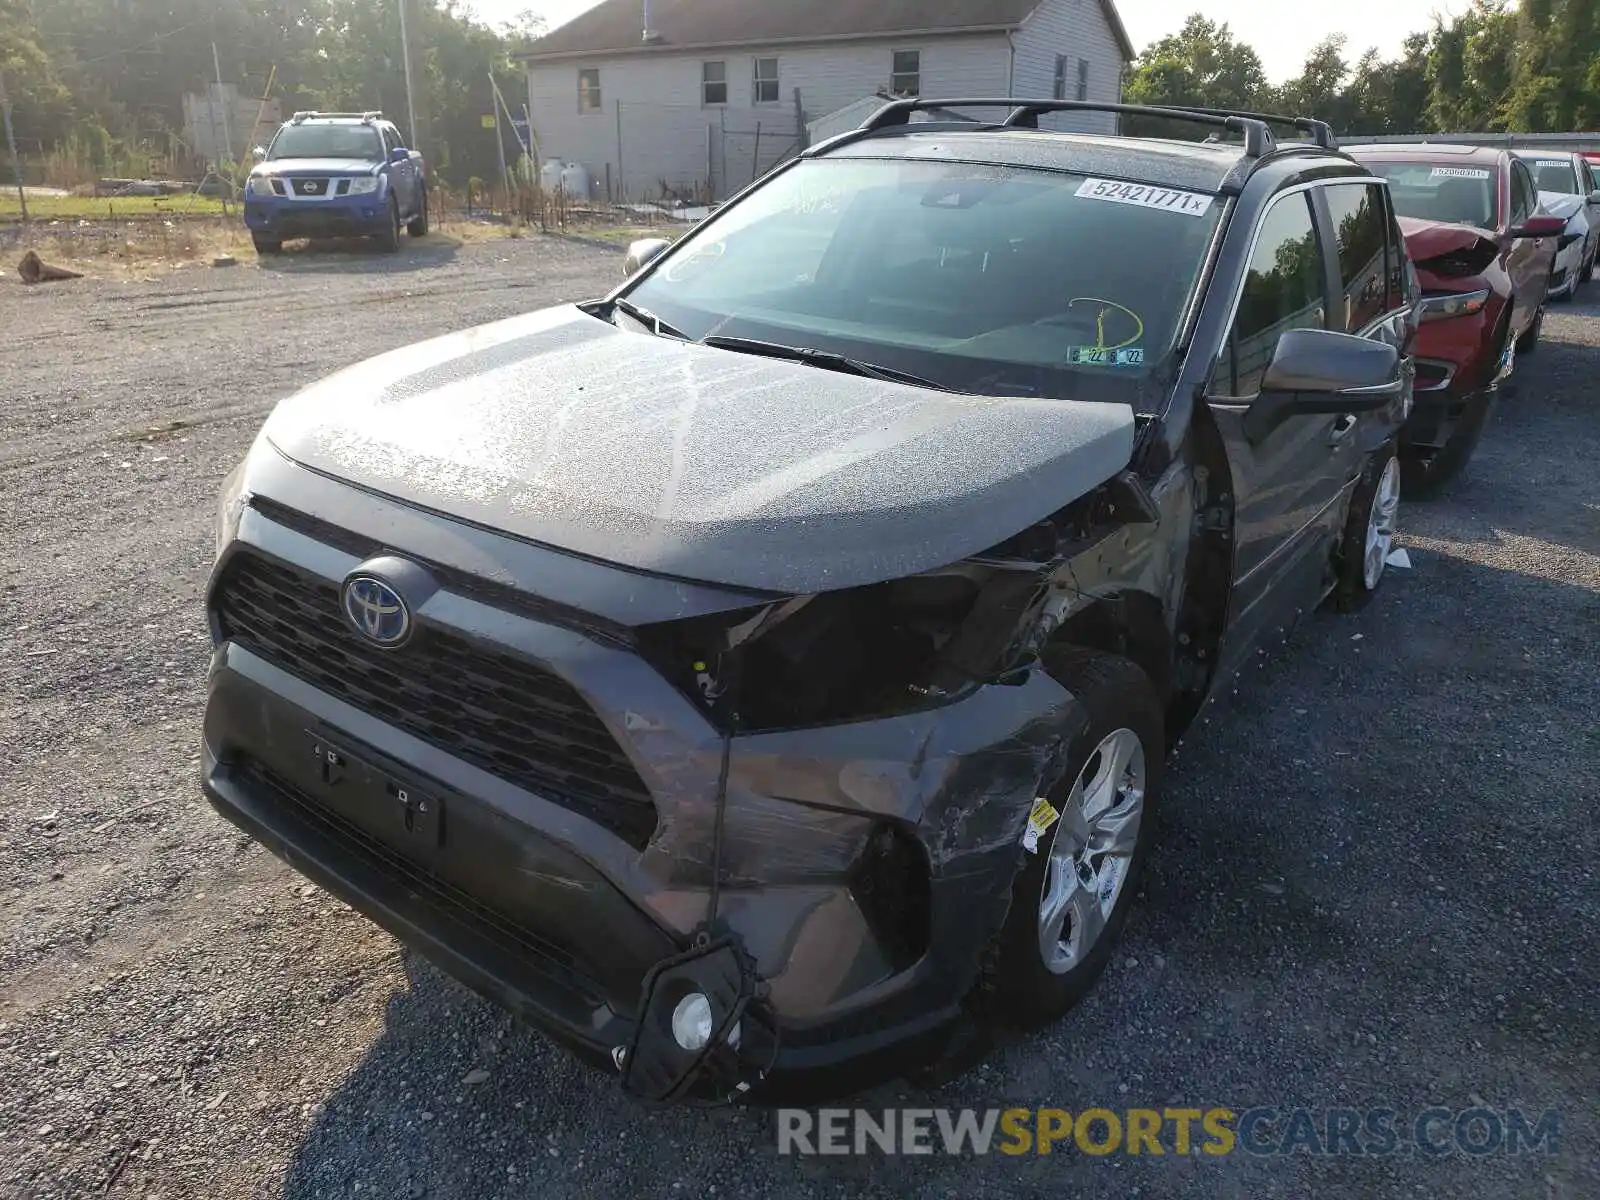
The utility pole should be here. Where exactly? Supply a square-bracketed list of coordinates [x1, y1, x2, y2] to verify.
[399, 0, 420, 151]
[0, 70, 26, 221]
[212, 42, 234, 170]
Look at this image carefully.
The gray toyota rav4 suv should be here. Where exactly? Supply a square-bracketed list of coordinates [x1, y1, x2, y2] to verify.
[203, 99, 1417, 1105]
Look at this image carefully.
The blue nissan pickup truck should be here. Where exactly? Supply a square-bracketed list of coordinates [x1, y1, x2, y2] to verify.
[243, 111, 428, 256]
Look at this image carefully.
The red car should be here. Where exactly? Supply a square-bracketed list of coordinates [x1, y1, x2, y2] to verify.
[1347, 144, 1561, 492]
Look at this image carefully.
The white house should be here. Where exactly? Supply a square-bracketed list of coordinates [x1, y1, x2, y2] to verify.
[517, 0, 1135, 202]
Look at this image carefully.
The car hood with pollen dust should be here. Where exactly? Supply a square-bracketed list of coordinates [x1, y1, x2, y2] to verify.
[261, 306, 1137, 593]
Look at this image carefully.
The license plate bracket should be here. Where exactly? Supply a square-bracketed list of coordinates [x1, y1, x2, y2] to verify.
[306, 729, 445, 850]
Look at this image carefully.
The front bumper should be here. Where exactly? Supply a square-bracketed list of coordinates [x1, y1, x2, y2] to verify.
[201, 473, 1084, 1102]
[245, 199, 390, 239]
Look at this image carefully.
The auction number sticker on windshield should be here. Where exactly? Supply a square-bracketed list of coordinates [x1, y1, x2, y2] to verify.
[1075, 178, 1213, 217]
[1430, 166, 1492, 179]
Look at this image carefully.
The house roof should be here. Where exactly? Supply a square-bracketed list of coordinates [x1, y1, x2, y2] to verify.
[515, 0, 1136, 64]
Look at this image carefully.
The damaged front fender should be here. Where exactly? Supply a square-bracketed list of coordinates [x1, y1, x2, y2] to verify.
[642, 667, 1087, 1022]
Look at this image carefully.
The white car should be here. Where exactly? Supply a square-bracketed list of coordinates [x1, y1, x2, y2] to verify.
[1515, 150, 1600, 300]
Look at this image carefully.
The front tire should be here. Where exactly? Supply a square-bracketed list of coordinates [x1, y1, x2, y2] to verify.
[990, 648, 1163, 1029]
[1401, 390, 1493, 498]
[375, 200, 401, 254]
[252, 233, 283, 256]
[1515, 306, 1544, 356]
[407, 187, 429, 238]
[1334, 441, 1401, 612]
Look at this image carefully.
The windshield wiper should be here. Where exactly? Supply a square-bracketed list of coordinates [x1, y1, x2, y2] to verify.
[700, 335, 955, 392]
[611, 297, 688, 339]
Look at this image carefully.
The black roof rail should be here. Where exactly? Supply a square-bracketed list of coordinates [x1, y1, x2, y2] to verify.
[1145, 104, 1338, 150]
[849, 97, 1277, 158]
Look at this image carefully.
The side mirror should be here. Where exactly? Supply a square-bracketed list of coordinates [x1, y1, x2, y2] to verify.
[1587, 189, 1600, 205]
[1243, 328, 1402, 444]
[390, 146, 410, 163]
[1510, 214, 1566, 239]
[623, 237, 672, 276]
[251, 146, 266, 162]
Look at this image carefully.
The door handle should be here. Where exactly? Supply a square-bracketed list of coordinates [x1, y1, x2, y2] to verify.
[1328, 413, 1358, 445]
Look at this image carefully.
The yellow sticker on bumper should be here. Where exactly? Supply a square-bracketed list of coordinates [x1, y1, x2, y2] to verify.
[1022, 797, 1061, 854]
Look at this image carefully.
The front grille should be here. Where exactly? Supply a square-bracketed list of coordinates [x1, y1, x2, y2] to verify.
[214, 551, 658, 848]
[236, 758, 603, 1000]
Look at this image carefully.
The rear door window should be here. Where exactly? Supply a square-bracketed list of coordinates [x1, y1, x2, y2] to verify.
[1322, 182, 1391, 333]
[1211, 192, 1329, 398]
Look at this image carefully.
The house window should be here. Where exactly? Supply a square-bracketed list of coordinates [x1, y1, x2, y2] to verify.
[578, 68, 602, 113]
[753, 57, 779, 104]
[702, 61, 727, 105]
[1077, 58, 1089, 101]
[891, 50, 920, 97]
[1053, 55, 1068, 100]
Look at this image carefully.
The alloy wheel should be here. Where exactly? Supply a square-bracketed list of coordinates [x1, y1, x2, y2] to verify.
[1038, 727, 1146, 975]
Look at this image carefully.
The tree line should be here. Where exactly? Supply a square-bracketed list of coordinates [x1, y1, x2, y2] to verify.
[1, 0, 540, 185]
[1124, 2, 1600, 139]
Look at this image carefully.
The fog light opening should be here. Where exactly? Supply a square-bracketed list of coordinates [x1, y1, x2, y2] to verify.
[670, 992, 741, 1052]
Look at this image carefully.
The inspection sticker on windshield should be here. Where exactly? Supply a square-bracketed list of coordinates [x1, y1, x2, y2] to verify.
[1069, 346, 1144, 366]
[1075, 178, 1213, 217]
[1022, 797, 1062, 854]
[1430, 166, 1491, 179]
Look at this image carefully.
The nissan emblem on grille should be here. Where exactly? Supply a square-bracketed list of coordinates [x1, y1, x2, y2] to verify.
[341, 575, 410, 646]
[298, 180, 323, 194]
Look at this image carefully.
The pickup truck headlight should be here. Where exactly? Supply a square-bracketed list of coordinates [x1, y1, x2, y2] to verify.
[1418, 289, 1490, 323]
[346, 176, 381, 195]
[246, 175, 279, 197]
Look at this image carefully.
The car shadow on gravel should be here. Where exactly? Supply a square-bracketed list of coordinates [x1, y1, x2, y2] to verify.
[255, 235, 462, 275]
[278, 551, 1598, 1199]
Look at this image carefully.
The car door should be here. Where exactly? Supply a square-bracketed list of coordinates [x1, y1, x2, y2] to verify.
[380, 124, 414, 215]
[1581, 158, 1600, 261]
[1504, 158, 1548, 325]
[1202, 184, 1385, 678]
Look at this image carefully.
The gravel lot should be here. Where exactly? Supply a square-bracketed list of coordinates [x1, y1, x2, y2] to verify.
[1, 237, 1596, 1199]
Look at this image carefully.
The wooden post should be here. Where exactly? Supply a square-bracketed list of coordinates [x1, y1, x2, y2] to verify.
[751, 122, 762, 186]
[615, 99, 625, 203]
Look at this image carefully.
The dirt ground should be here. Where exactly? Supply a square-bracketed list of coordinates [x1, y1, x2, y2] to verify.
[0, 238, 1596, 1199]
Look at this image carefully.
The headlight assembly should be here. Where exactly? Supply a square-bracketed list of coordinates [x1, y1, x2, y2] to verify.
[1418, 288, 1490, 323]
[347, 176, 381, 195]
[214, 460, 251, 560]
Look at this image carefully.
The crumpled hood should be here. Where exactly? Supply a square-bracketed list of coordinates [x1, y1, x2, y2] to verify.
[255, 158, 380, 177]
[262, 306, 1136, 593]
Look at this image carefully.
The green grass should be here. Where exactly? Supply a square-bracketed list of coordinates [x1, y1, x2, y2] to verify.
[0, 192, 230, 221]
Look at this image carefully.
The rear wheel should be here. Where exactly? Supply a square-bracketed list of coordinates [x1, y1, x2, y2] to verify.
[1515, 306, 1544, 356]
[251, 233, 283, 256]
[989, 647, 1163, 1029]
[407, 186, 429, 237]
[1334, 441, 1401, 612]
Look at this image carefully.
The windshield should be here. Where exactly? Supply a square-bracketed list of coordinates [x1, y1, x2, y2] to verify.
[1521, 155, 1579, 195]
[625, 157, 1223, 405]
[1363, 160, 1498, 229]
[267, 123, 383, 162]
